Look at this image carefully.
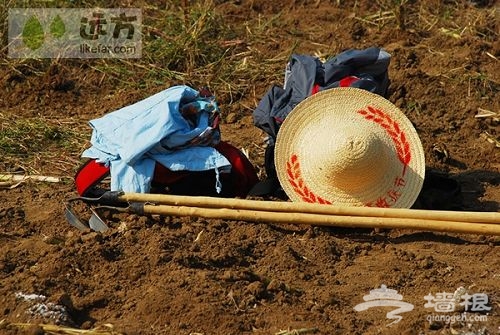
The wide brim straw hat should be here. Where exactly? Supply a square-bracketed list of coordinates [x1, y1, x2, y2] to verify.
[274, 87, 425, 208]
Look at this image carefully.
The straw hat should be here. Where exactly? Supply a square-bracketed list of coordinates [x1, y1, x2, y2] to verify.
[274, 87, 425, 208]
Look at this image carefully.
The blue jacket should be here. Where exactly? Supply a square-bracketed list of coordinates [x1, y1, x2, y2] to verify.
[82, 85, 230, 193]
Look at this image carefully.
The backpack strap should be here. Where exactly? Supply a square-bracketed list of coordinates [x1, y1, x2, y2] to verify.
[75, 159, 111, 197]
[214, 141, 259, 198]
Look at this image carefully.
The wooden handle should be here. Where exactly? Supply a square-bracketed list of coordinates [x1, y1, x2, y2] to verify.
[141, 204, 500, 236]
[119, 192, 500, 224]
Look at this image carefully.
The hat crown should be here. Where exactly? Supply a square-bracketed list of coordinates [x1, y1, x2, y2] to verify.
[326, 127, 389, 192]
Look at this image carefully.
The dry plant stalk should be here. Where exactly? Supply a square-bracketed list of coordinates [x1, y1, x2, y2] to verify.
[0, 174, 61, 183]
[475, 108, 498, 119]
[480, 132, 500, 148]
[275, 328, 318, 335]
[0, 320, 123, 335]
[0, 173, 63, 188]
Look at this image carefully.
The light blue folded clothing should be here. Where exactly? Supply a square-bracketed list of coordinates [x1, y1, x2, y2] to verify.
[82, 85, 230, 193]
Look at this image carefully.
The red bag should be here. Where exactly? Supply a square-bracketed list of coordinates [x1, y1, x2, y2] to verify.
[75, 141, 258, 198]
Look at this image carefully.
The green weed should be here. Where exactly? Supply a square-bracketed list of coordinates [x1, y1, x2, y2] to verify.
[0, 114, 87, 157]
[405, 101, 423, 115]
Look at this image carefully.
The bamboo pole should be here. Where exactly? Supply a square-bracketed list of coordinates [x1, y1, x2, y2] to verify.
[139, 204, 500, 236]
[118, 192, 500, 224]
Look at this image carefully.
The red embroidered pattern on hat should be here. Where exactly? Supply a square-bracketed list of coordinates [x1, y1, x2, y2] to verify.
[286, 154, 332, 204]
[357, 106, 411, 176]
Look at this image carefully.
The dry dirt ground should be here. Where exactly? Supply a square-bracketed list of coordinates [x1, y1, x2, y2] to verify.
[0, 1, 499, 335]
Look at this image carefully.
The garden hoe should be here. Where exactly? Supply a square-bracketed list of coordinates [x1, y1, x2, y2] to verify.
[64, 191, 500, 236]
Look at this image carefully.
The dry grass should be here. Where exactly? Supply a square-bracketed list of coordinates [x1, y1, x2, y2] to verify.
[353, 0, 498, 43]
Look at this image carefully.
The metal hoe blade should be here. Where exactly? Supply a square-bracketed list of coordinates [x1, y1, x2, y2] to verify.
[88, 208, 109, 232]
[64, 203, 90, 231]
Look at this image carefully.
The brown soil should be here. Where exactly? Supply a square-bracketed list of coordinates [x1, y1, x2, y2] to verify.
[0, 1, 499, 335]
